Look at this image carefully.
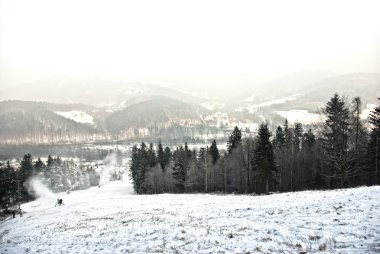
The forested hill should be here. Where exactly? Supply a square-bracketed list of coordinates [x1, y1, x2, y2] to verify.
[0, 101, 100, 144]
[106, 96, 209, 134]
[0, 98, 211, 144]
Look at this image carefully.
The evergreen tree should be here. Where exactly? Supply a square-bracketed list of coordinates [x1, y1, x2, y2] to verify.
[293, 122, 303, 152]
[148, 143, 157, 168]
[0, 161, 17, 208]
[47, 155, 54, 167]
[273, 126, 285, 150]
[157, 141, 165, 170]
[273, 125, 286, 191]
[129, 145, 138, 191]
[301, 129, 317, 188]
[227, 126, 242, 153]
[129, 143, 150, 194]
[252, 123, 277, 194]
[322, 93, 351, 188]
[172, 146, 186, 193]
[163, 146, 172, 171]
[19, 154, 33, 201]
[209, 140, 220, 164]
[368, 98, 380, 185]
[349, 97, 368, 186]
[34, 157, 45, 172]
[303, 129, 316, 150]
[284, 119, 295, 191]
[136, 142, 149, 194]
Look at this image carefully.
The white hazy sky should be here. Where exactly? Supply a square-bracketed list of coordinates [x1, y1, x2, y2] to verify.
[0, 0, 379, 90]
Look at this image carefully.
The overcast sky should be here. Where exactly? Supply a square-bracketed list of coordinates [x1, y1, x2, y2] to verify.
[0, 0, 379, 92]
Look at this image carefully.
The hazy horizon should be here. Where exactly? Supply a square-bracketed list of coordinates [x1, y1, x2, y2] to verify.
[1, 0, 380, 99]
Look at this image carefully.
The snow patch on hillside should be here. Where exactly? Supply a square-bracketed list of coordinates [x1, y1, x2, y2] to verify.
[121, 86, 143, 96]
[238, 94, 300, 113]
[276, 110, 322, 124]
[200, 102, 225, 110]
[56, 111, 94, 124]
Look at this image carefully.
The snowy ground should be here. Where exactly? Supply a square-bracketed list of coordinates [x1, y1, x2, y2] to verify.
[0, 182, 379, 254]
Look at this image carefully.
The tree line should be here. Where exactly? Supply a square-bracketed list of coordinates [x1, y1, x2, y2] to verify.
[0, 155, 100, 209]
[130, 93, 380, 194]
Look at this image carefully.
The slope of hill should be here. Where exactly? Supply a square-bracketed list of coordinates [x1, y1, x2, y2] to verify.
[106, 96, 207, 133]
[0, 181, 379, 253]
[235, 71, 336, 105]
[0, 101, 102, 144]
[240, 72, 380, 112]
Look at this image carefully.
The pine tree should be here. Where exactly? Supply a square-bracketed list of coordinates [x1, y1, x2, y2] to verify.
[198, 147, 208, 192]
[19, 154, 33, 201]
[322, 93, 351, 188]
[284, 119, 295, 191]
[47, 155, 54, 167]
[34, 157, 45, 172]
[368, 98, 380, 185]
[209, 140, 220, 164]
[227, 126, 242, 154]
[148, 143, 157, 168]
[172, 146, 186, 193]
[129, 143, 150, 194]
[157, 141, 166, 170]
[273, 125, 286, 191]
[163, 146, 172, 170]
[0, 161, 17, 208]
[303, 129, 316, 150]
[252, 123, 277, 194]
[136, 142, 149, 194]
[129, 145, 139, 191]
[292, 122, 303, 190]
[293, 122, 303, 153]
[301, 129, 318, 188]
[273, 126, 285, 150]
[349, 97, 368, 186]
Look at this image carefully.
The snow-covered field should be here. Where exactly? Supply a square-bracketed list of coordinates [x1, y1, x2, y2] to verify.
[1, 182, 379, 254]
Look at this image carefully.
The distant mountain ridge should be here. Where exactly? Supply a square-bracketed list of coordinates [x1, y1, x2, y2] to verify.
[238, 72, 380, 112]
[0, 98, 210, 144]
[0, 72, 379, 144]
[0, 79, 198, 106]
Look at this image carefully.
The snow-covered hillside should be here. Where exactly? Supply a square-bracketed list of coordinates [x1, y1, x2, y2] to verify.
[0, 183, 379, 253]
[56, 111, 94, 125]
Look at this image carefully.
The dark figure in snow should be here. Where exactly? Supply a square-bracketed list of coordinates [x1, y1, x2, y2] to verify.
[12, 210, 16, 218]
[55, 198, 64, 207]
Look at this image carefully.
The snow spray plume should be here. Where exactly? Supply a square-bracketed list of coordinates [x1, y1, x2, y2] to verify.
[24, 177, 55, 200]
[99, 153, 124, 186]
